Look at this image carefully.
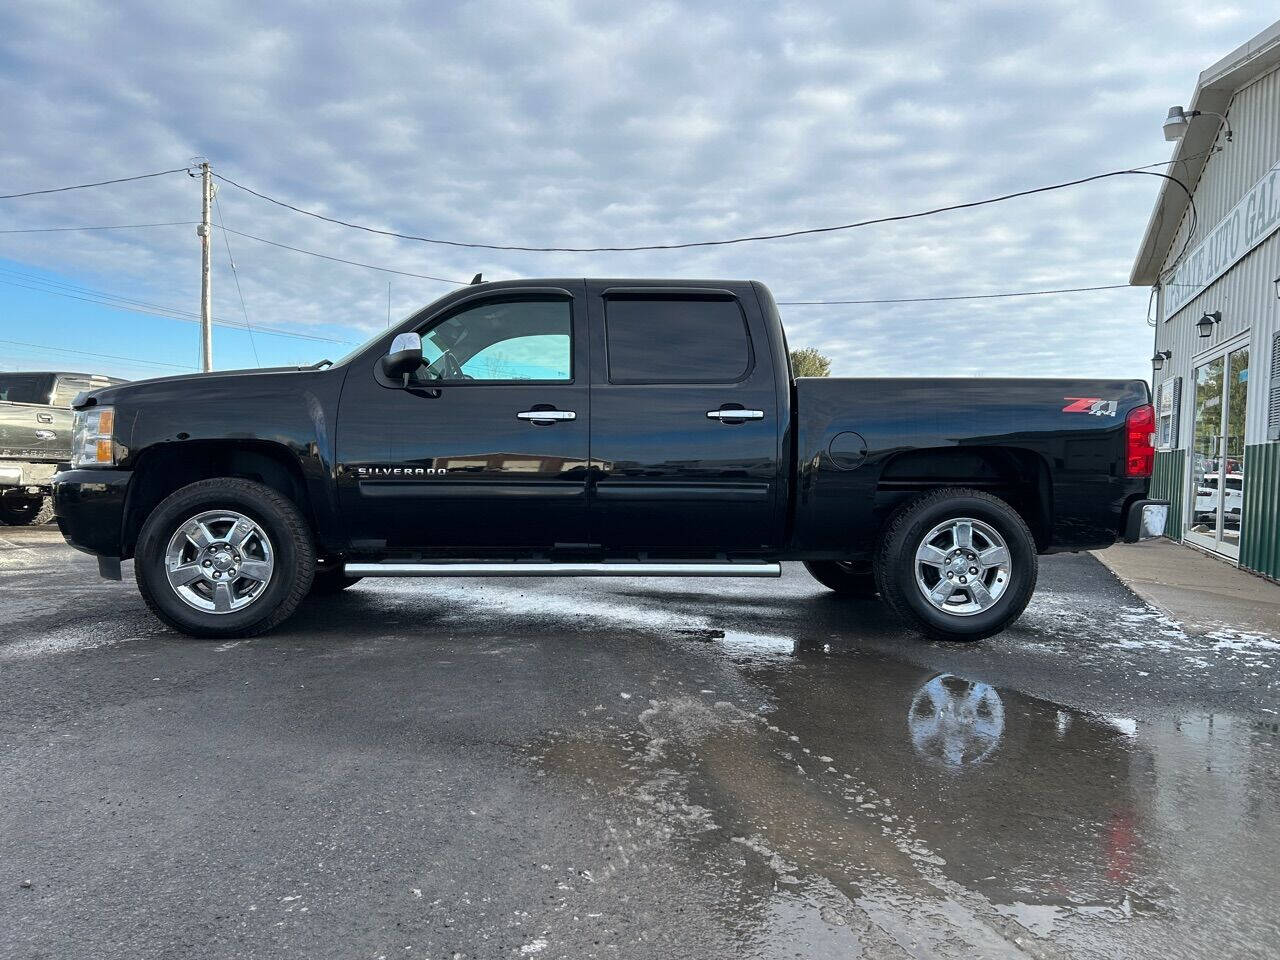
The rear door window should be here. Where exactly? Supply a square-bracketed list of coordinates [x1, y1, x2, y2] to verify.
[604, 296, 752, 383]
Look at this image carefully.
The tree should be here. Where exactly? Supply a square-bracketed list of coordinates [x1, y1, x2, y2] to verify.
[790, 347, 832, 378]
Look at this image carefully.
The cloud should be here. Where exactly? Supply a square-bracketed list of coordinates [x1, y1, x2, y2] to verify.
[0, 0, 1274, 378]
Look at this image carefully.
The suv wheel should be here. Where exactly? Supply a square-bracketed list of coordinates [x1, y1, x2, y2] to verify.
[875, 488, 1036, 642]
[135, 478, 314, 638]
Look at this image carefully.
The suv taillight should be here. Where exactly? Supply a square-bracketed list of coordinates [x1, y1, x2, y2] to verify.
[1125, 403, 1155, 478]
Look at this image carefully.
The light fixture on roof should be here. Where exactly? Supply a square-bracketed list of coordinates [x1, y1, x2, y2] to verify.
[1151, 350, 1172, 371]
[1163, 106, 1233, 142]
[1197, 311, 1221, 338]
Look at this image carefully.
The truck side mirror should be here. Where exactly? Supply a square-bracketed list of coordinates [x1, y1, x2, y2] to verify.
[382, 332, 423, 382]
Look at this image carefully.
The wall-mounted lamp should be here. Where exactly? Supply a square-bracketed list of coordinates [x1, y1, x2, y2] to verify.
[1152, 350, 1172, 371]
[1273, 275, 1279, 299]
[1197, 311, 1222, 338]
[1163, 105, 1233, 143]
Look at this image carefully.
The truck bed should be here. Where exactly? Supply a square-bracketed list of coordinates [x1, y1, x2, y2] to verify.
[790, 377, 1151, 556]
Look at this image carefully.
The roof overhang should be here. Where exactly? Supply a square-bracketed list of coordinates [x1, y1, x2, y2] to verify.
[1130, 19, 1280, 286]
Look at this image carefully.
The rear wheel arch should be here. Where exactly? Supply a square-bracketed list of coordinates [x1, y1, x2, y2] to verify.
[123, 441, 314, 558]
[875, 446, 1052, 551]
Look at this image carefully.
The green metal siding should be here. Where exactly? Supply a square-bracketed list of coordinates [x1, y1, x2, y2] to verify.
[1240, 442, 1280, 580]
[1150, 450, 1185, 541]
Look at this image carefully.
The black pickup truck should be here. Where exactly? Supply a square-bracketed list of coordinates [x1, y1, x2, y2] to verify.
[53, 278, 1166, 641]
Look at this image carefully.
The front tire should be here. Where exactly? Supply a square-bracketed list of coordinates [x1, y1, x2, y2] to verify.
[803, 560, 879, 598]
[135, 478, 315, 638]
[875, 488, 1037, 642]
[0, 495, 54, 526]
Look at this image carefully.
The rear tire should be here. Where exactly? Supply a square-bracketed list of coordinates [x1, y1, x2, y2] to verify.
[875, 488, 1037, 642]
[0, 495, 53, 526]
[803, 560, 879, 598]
[134, 478, 314, 639]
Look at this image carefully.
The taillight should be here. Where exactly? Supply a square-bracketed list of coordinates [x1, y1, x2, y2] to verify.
[1125, 403, 1155, 478]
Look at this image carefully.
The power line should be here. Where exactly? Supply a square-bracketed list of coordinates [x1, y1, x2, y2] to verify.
[0, 337, 194, 370]
[0, 167, 190, 200]
[213, 159, 1195, 253]
[214, 224, 466, 284]
[0, 274, 354, 345]
[0, 266, 216, 322]
[0, 273, 209, 322]
[0, 219, 467, 283]
[213, 192, 261, 366]
[0, 266, 225, 322]
[0, 221, 197, 234]
[0, 221, 1150, 303]
[777, 283, 1132, 305]
[0, 264, 354, 346]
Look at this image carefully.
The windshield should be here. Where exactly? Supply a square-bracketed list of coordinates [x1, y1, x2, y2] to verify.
[0, 373, 53, 404]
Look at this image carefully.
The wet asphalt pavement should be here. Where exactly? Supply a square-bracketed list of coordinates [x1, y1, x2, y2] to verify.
[2, 526, 1279, 960]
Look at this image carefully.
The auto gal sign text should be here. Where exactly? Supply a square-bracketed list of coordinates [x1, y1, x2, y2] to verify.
[1162, 158, 1280, 320]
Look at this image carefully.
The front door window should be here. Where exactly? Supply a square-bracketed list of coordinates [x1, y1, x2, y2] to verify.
[417, 299, 572, 383]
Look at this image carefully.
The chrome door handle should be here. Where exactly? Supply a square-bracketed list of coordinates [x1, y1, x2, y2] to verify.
[517, 409, 576, 422]
[706, 409, 764, 421]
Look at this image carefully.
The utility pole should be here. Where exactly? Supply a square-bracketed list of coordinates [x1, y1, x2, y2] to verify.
[195, 160, 213, 372]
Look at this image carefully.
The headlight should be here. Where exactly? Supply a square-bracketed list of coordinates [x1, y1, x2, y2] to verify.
[71, 406, 117, 468]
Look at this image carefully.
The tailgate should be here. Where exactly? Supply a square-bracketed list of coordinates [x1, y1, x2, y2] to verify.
[0, 402, 73, 462]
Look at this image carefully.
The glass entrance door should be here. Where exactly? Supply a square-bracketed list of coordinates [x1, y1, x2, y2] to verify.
[1186, 345, 1249, 558]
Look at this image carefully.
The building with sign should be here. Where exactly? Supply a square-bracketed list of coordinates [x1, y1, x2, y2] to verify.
[1131, 19, 1280, 580]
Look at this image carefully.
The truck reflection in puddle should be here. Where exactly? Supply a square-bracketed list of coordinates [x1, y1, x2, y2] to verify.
[529, 649, 1188, 956]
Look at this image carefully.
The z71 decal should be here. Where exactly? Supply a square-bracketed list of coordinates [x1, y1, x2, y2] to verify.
[1062, 397, 1118, 417]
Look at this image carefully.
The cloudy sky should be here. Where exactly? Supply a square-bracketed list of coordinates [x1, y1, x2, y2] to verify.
[0, 0, 1275, 382]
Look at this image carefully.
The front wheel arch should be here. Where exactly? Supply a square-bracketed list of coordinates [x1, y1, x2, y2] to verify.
[123, 440, 314, 558]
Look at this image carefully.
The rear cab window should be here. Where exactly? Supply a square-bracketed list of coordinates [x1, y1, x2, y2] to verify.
[0, 373, 54, 404]
[604, 295, 752, 383]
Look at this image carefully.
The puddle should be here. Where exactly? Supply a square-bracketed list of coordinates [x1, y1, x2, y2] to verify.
[525, 649, 1279, 958]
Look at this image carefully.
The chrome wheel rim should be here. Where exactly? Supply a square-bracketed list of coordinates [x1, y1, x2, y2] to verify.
[163, 510, 274, 614]
[913, 517, 1011, 617]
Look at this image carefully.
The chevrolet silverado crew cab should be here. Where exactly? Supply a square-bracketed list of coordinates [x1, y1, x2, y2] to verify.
[1, 371, 126, 525]
[52, 279, 1166, 642]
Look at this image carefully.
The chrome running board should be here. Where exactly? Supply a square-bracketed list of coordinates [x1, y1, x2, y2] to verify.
[343, 561, 782, 578]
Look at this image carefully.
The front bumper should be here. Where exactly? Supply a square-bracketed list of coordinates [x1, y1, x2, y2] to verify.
[1122, 499, 1169, 543]
[52, 468, 131, 569]
[0, 460, 59, 491]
